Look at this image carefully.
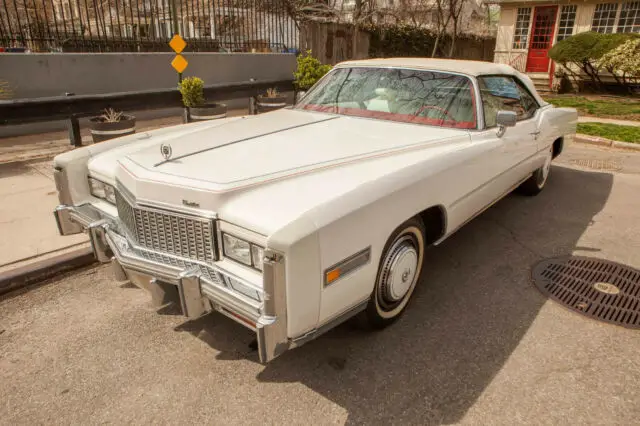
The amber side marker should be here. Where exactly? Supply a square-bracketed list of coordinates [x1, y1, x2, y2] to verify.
[324, 247, 371, 287]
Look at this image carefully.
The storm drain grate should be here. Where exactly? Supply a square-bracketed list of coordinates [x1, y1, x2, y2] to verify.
[532, 256, 640, 329]
[569, 158, 622, 171]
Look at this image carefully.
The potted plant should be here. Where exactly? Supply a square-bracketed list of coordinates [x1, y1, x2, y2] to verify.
[179, 76, 227, 123]
[293, 50, 332, 103]
[256, 87, 287, 114]
[89, 108, 136, 143]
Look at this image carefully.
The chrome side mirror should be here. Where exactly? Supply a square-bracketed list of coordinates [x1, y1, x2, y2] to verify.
[496, 110, 517, 137]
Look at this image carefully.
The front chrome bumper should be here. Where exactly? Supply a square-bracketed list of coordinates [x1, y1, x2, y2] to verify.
[54, 204, 288, 363]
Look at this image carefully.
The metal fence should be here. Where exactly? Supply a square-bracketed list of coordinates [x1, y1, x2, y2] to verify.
[0, 0, 299, 53]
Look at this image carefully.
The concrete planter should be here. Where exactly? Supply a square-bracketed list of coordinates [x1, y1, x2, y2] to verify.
[89, 115, 136, 143]
[187, 103, 227, 123]
[256, 95, 287, 114]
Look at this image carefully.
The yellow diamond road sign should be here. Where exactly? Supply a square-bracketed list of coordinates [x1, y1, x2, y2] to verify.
[169, 34, 186, 53]
[171, 54, 188, 73]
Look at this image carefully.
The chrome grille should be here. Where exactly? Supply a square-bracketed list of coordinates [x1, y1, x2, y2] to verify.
[115, 191, 216, 263]
[116, 191, 136, 234]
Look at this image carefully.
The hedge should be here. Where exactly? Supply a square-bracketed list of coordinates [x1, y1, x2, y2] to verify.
[549, 31, 640, 91]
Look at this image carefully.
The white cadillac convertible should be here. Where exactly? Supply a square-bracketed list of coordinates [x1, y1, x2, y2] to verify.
[53, 59, 577, 362]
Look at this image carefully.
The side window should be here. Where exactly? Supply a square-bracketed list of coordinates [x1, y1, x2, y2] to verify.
[478, 76, 538, 127]
[515, 82, 538, 119]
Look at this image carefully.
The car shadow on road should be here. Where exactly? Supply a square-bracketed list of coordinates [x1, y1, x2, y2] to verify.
[181, 165, 614, 424]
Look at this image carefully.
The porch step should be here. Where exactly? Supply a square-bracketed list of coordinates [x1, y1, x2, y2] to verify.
[528, 73, 552, 93]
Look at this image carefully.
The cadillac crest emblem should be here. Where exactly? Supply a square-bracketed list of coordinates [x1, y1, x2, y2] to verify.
[160, 143, 172, 160]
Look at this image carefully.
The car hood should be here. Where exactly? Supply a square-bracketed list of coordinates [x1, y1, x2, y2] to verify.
[89, 109, 469, 239]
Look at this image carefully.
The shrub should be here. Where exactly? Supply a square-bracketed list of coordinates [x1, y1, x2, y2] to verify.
[178, 76, 205, 108]
[598, 38, 640, 86]
[549, 32, 639, 90]
[364, 23, 492, 59]
[367, 24, 438, 57]
[548, 32, 603, 64]
[293, 51, 332, 91]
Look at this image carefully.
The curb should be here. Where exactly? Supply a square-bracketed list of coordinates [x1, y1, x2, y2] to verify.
[0, 247, 96, 296]
[574, 134, 640, 152]
[0, 146, 73, 165]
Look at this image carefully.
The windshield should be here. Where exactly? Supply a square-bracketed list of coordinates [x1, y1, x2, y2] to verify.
[295, 67, 477, 129]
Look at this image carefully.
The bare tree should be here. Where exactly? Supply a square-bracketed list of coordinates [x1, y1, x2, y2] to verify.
[351, 0, 379, 25]
[280, 0, 339, 25]
[430, 0, 451, 57]
[391, 0, 436, 28]
[447, 0, 467, 57]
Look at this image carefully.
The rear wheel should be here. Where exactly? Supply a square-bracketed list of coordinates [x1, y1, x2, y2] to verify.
[363, 217, 426, 329]
[518, 146, 553, 196]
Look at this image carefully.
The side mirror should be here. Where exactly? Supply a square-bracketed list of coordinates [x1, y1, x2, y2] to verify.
[496, 110, 517, 137]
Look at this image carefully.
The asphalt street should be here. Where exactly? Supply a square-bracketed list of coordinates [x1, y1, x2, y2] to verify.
[1, 142, 639, 425]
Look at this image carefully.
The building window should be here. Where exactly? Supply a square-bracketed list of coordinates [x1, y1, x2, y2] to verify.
[592, 3, 619, 33]
[556, 5, 577, 41]
[513, 7, 532, 49]
[618, 1, 640, 32]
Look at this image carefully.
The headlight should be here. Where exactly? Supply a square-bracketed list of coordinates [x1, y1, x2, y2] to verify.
[222, 233, 264, 272]
[251, 245, 264, 272]
[89, 177, 116, 204]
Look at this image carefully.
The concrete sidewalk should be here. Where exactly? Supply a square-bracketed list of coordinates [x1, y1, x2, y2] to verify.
[0, 160, 89, 275]
[578, 116, 640, 127]
[0, 115, 185, 281]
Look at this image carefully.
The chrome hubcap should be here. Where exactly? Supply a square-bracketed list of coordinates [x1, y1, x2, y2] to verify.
[378, 236, 419, 308]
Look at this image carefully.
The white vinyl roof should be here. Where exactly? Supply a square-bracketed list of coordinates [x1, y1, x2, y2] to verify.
[335, 58, 548, 106]
[337, 58, 518, 77]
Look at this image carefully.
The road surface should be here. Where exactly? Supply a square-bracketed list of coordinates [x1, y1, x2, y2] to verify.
[1, 143, 640, 425]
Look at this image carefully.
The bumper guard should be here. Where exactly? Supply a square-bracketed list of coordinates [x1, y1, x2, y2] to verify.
[54, 204, 289, 363]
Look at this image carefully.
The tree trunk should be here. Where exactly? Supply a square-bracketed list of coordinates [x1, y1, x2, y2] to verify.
[431, 34, 441, 58]
[448, 21, 457, 58]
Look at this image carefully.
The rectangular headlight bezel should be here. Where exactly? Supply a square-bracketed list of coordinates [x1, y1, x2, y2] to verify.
[88, 177, 116, 205]
[222, 232, 265, 272]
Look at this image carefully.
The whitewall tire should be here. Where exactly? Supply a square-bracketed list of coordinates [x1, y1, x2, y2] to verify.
[364, 217, 426, 328]
[518, 146, 553, 196]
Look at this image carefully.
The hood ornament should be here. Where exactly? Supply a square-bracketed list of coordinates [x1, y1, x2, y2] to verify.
[160, 143, 172, 161]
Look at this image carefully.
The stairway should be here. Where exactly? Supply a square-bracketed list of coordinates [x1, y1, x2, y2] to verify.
[528, 72, 553, 94]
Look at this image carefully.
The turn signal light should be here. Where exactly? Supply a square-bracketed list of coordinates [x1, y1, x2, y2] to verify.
[324, 247, 371, 287]
[326, 268, 341, 284]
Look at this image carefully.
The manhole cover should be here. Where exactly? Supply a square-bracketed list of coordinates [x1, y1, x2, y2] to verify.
[532, 256, 640, 329]
[569, 158, 622, 171]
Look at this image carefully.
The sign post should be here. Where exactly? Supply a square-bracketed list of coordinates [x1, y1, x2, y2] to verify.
[169, 34, 188, 123]
[169, 34, 188, 82]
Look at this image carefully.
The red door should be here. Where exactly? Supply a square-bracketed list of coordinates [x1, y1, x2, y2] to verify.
[526, 6, 558, 73]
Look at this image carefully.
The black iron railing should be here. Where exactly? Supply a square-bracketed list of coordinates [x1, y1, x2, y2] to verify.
[0, 0, 299, 53]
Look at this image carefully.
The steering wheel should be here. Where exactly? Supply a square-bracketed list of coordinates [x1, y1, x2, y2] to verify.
[415, 105, 456, 122]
